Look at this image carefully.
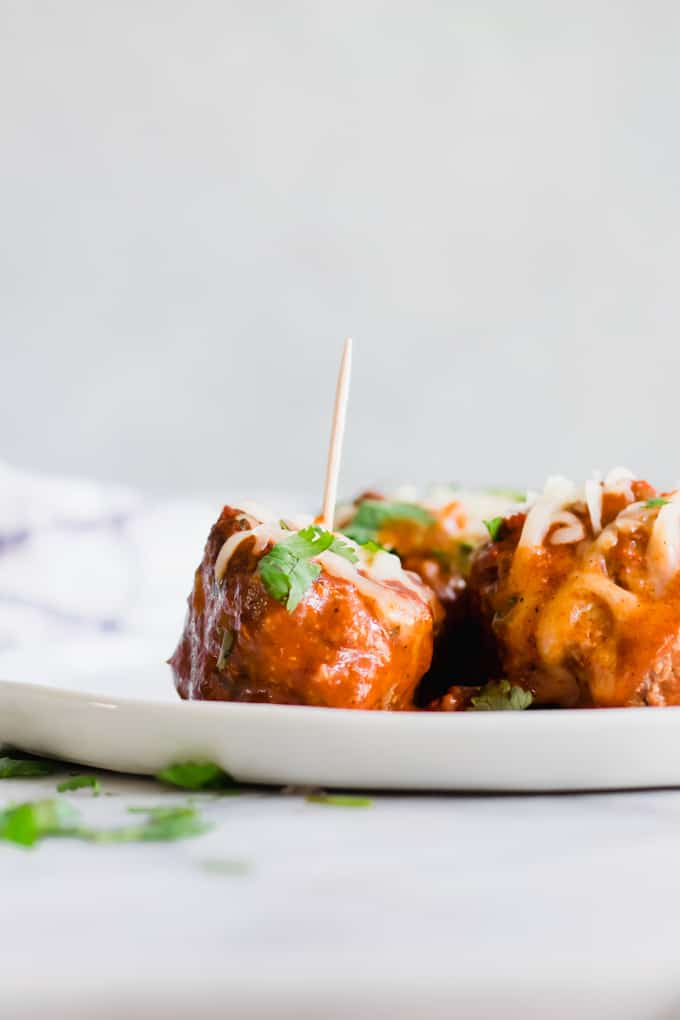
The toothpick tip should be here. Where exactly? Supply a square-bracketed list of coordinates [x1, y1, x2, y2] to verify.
[321, 338, 354, 532]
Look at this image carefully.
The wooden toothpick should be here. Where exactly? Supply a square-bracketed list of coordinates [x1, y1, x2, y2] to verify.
[321, 337, 353, 531]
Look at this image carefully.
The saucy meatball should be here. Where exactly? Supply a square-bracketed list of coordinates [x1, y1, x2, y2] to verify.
[170, 506, 440, 709]
[468, 470, 680, 707]
[338, 487, 521, 692]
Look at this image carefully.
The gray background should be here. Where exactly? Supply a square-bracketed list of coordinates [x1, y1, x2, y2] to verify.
[2, 1, 680, 500]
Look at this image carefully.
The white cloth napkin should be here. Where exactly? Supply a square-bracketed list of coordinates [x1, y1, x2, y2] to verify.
[0, 461, 217, 655]
[0, 462, 311, 660]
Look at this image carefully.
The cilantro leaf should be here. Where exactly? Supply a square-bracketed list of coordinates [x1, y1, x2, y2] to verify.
[258, 525, 357, 612]
[327, 534, 359, 562]
[85, 805, 211, 844]
[342, 500, 434, 546]
[306, 793, 373, 807]
[486, 487, 526, 502]
[57, 775, 100, 796]
[0, 756, 59, 778]
[0, 799, 212, 848]
[360, 539, 386, 553]
[258, 550, 294, 604]
[469, 679, 533, 711]
[0, 799, 82, 846]
[483, 517, 505, 541]
[285, 559, 321, 612]
[156, 761, 236, 790]
[645, 497, 669, 508]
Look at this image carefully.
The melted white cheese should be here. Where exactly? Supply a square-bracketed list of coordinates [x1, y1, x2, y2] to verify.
[518, 476, 578, 549]
[213, 514, 428, 622]
[548, 510, 586, 546]
[316, 548, 423, 623]
[214, 521, 291, 582]
[604, 466, 636, 500]
[518, 469, 639, 550]
[584, 476, 603, 536]
[647, 491, 680, 595]
[578, 571, 641, 616]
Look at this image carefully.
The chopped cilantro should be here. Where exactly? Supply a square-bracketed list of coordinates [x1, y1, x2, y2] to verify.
[0, 756, 59, 778]
[361, 539, 387, 553]
[258, 525, 358, 612]
[327, 534, 359, 559]
[306, 793, 373, 807]
[200, 858, 251, 876]
[645, 498, 669, 508]
[0, 798, 81, 846]
[156, 761, 236, 790]
[57, 775, 100, 796]
[86, 805, 211, 844]
[469, 679, 533, 711]
[486, 487, 526, 502]
[342, 499, 434, 546]
[483, 517, 505, 542]
[0, 798, 213, 848]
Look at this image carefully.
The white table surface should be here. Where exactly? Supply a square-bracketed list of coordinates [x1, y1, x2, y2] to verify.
[4, 769, 680, 1020]
[3, 476, 680, 1018]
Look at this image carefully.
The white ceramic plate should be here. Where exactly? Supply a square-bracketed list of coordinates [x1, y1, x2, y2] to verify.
[2, 638, 680, 791]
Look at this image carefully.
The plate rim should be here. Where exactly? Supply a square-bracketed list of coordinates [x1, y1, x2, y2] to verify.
[3, 674, 680, 726]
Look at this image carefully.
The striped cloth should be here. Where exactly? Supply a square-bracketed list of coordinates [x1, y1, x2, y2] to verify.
[0, 462, 215, 654]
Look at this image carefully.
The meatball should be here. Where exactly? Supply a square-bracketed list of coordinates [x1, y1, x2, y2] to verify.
[468, 471, 680, 707]
[337, 487, 521, 693]
[170, 506, 440, 709]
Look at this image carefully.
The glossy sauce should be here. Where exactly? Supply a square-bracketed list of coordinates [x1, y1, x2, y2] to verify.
[469, 479, 680, 707]
[170, 506, 439, 709]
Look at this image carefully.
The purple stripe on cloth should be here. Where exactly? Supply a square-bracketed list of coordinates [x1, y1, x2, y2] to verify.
[0, 530, 30, 555]
[0, 593, 124, 632]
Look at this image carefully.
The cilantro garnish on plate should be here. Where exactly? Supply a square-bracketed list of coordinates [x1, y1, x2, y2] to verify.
[156, 761, 236, 791]
[57, 775, 101, 796]
[258, 525, 358, 612]
[645, 497, 670, 508]
[0, 756, 59, 779]
[469, 679, 533, 711]
[342, 499, 434, 546]
[306, 792, 373, 807]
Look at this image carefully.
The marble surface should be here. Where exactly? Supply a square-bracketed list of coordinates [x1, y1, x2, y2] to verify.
[3, 768, 680, 1019]
[3, 466, 680, 1018]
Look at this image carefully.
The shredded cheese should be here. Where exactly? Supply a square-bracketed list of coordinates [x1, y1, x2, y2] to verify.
[584, 476, 603, 536]
[213, 514, 430, 622]
[548, 510, 586, 546]
[315, 548, 425, 622]
[517, 469, 640, 551]
[518, 476, 578, 549]
[647, 491, 680, 595]
[214, 521, 292, 582]
[604, 467, 636, 500]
